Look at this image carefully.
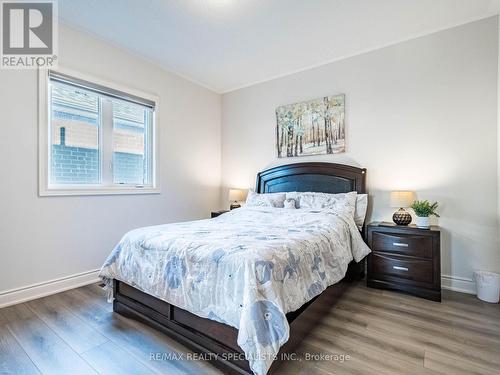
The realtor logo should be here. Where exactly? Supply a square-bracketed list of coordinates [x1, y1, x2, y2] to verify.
[1, 0, 58, 68]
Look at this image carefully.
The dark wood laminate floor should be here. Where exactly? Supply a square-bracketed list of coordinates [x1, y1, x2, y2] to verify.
[0, 282, 498, 375]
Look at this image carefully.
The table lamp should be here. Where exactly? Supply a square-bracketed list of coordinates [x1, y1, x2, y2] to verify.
[390, 191, 414, 225]
[228, 189, 244, 210]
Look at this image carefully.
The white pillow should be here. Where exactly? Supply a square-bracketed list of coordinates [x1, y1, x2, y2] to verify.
[245, 191, 286, 208]
[354, 194, 368, 229]
[286, 191, 357, 218]
[284, 192, 301, 208]
[284, 198, 297, 209]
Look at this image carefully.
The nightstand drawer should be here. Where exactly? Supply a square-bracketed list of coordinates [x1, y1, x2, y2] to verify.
[372, 232, 432, 258]
[370, 252, 433, 284]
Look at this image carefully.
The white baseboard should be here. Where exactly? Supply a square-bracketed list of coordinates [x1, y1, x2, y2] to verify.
[0, 269, 100, 308]
[441, 274, 476, 295]
[0, 270, 478, 308]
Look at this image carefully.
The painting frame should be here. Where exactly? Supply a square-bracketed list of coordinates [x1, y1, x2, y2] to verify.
[276, 94, 345, 158]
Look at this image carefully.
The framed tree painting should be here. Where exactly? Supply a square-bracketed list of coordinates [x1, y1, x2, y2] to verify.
[276, 94, 345, 158]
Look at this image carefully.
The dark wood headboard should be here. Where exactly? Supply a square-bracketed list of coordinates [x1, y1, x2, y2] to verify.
[256, 162, 366, 194]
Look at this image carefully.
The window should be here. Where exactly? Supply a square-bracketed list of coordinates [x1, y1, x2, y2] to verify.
[39, 69, 159, 195]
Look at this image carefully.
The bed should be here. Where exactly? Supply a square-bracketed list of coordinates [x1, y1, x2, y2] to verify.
[100, 162, 369, 375]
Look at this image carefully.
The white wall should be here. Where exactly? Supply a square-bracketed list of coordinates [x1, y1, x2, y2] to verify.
[0, 25, 221, 301]
[1, 16, 498, 302]
[222, 17, 500, 291]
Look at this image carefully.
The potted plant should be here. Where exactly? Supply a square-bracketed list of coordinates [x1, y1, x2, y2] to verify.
[410, 200, 440, 229]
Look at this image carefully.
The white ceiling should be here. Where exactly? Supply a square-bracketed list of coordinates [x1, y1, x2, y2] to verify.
[59, 0, 500, 93]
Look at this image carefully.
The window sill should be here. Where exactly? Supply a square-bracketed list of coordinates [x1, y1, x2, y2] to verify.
[39, 186, 161, 197]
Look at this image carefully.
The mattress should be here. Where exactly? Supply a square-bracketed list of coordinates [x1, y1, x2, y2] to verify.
[99, 206, 370, 375]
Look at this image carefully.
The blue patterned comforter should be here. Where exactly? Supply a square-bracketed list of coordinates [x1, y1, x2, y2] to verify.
[99, 206, 370, 375]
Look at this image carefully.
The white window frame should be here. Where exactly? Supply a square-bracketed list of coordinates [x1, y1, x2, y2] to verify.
[38, 67, 160, 196]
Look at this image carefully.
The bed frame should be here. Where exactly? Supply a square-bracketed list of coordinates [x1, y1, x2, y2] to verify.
[113, 162, 367, 374]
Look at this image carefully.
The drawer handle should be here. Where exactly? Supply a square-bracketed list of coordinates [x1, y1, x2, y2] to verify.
[393, 266, 409, 271]
[392, 242, 409, 247]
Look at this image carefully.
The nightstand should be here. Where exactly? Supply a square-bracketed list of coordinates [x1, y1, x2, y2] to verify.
[211, 210, 229, 218]
[366, 222, 441, 302]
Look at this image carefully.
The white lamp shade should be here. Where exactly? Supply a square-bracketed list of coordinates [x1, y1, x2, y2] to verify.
[228, 189, 245, 202]
[390, 191, 414, 208]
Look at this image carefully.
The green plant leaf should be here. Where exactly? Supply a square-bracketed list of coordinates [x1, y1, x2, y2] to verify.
[410, 200, 440, 217]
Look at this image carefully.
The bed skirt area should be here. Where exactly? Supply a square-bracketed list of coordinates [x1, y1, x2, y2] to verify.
[112, 260, 365, 375]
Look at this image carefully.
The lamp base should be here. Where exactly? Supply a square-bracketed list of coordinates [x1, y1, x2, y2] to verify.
[392, 208, 412, 225]
[230, 203, 241, 210]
